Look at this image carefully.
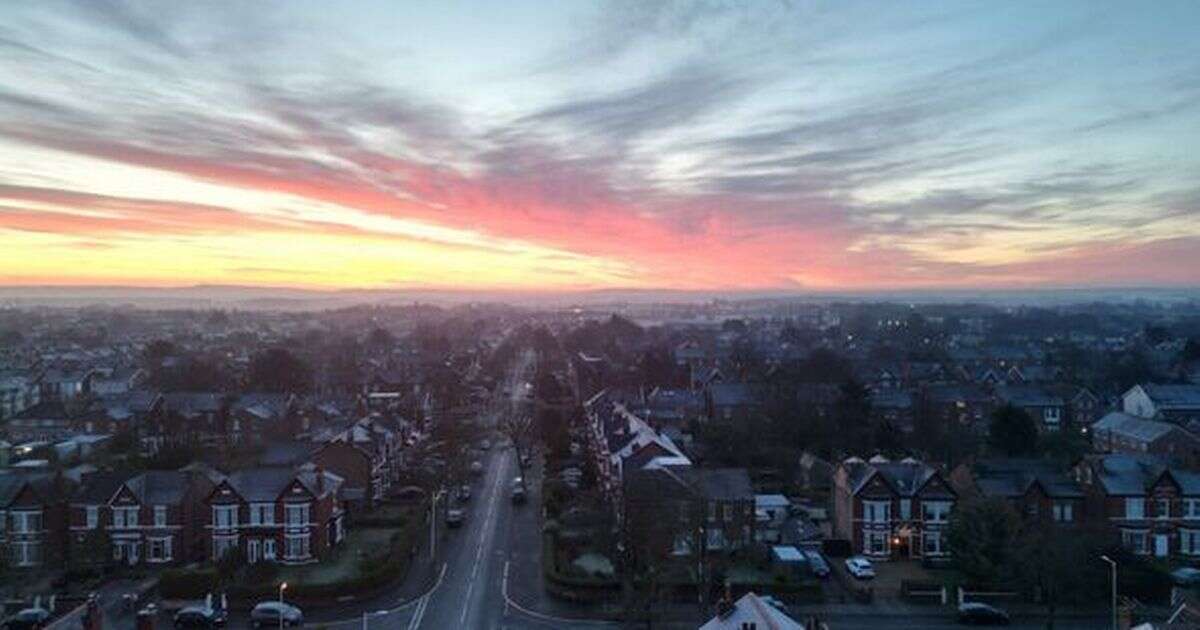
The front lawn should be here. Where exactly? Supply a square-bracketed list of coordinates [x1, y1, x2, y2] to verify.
[277, 527, 397, 585]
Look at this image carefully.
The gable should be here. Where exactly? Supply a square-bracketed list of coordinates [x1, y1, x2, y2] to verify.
[916, 472, 957, 499]
[857, 471, 897, 498]
[282, 478, 314, 502]
[207, 480, 243, 505]
[110, 484, 140, 507]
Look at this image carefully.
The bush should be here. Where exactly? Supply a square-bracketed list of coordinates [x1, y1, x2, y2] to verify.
[160, 568, 219, 599]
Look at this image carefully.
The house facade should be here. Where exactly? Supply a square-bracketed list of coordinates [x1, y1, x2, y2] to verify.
[204, 466, 345, 565]
[833, 456, 956, 560]
[1074, 454, 1200, 558]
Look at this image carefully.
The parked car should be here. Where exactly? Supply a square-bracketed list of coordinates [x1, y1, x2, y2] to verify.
[458, 484, 472, 501]
[249, 602, 303, 628]
[174, 606, 227, 628]
[446, 508, 465, 527]
[803, 550, 831, 578]
[844, 556, 875, 579]
[470, 461, 483, 475]
[511, 485, 527, 504]
[1172, 567, 1200, 586]
[480, 439, 491, 450]
[3, 608, 50, 630]
[957, 602, 1010, 625]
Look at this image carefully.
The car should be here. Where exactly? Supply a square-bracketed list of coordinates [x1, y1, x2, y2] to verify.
[511, 485, 527, 504]
[3, 608, 50, 630]
[1172, 567, 1200, 586]
[957, 602, 1010, 625]
[480, 439, 491, 450]
[470, 461, 483, 475]
[446, 508, 465, 527]
[174, 606, 227, 628]
[803, 550, 831, 578]
[844, 556, 875, 579]
[249, 602, 303, 628]
[458, 484, 472, 500]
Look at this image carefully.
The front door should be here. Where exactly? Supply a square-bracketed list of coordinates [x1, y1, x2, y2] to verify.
[248, 539, 260, 563]
[126, 541, 140, 565]
[1156, 534, 1169, 557]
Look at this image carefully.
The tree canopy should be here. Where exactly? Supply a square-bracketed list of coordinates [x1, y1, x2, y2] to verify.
[988, 404, 1039, 457]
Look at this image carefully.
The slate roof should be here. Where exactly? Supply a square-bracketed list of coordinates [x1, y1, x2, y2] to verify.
[1092, 454, 1200, 496]
[1093, 411, 1180, 443]
[225, 466, 341, 502]
[699, 592, 802, 630]
[72, 470, 130, 504]
[969, 458, 1084, 499]
[1142, 384, 1200, 410]
[709, 383, 765, 408]
[996, 384, 1064, 408]
[126, 470, 194, 505]
[843, 458, 950, 498]
[163, 392, 224, 417]
[11, 400, 69, 420]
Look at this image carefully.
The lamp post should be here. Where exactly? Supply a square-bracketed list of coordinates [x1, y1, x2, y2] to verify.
[278, 582, 287, 630]
[1100, 555, 1117, 630]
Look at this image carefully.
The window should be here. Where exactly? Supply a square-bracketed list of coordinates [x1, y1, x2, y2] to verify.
[1157, 499, 1171, 520]
[672, 532, 693, 556]
[285, 504, 310, 527]
[250, 503, 275, 526]
[12, 541, 40, 566]
[148, 537, 172, 562]
[263, 539, 276, 560]
[285, 534, 310, 559]
[1183, 530, 1200, 556]
[707, 502, 717, 522]
[723, 504, 734, 522]
[899, 499, 911, 520]
[922, 531, 944, 556]
[864, 501, 891, 523]
[1053, 502, 1074, 523]
[86, 506, 99, 529]
[213, 535, 238, 560]
[1122, 529, 1149, 555]
[922, 501, 951, 523]
[865, 530, 889, 555]
[1126, 498, 1146, 520]
[154, 505, 167, 528]
[13, 511, 43, 533]
[707, 527, 725, 550]
[213, 505, 238, 529]
[112, 506, 138, 529]
[1185, 499, 1200, 520]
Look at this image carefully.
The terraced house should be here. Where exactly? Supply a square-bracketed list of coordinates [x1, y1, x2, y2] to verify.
[205, 465, 345, 565]
[69, 470, 215, 566]
[1074, 454, 1200, 558]
[0, 472, 66, 569]
[833, 455, 957, 561]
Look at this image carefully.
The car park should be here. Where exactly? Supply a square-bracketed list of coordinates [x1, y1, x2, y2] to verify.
[174, 606, 227, 628]
[844, 556, 875, 579]
[803, 549, 830, 578]
[957, 602, 1010, 625]
[249, 602, 303, 628]
[3, 608, 50, 630]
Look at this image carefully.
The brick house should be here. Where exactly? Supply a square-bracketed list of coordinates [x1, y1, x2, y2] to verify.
[949, 458, 1087, 525]
[0, 472, 68, 569]
[1091, 411, 1200, 466]
[69, 470, 215, 566]
[622, 466, 755, 563]
[204, 466, 345, 565]
[1123, 384, 1200, 426]
[1073, 454, 1200, 558]
[832, 456, 956, 560]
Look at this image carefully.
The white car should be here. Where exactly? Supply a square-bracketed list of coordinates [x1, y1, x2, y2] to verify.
[844, 556, 875, 579]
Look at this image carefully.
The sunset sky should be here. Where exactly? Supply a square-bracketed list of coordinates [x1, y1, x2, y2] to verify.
[1, 1, 1198, 291]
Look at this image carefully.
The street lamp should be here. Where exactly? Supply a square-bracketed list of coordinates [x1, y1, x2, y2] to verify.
[1100, 555, 1117, 630]
[278, 583, 288, 630]
[361, 609, 388, 630]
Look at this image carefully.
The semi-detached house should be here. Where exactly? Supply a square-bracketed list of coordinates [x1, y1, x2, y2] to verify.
[833, 456, 956, 561]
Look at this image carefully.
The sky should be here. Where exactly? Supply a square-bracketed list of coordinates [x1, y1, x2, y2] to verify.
[0, 0, 1198, 292]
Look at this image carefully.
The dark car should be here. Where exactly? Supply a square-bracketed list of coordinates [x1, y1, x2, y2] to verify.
[250, 602, 303, 628]
[174, 606, 227, 628]
[3, 608, 50, 630]
[511, 485, 527, 504]
[1171, 567, 1200, 586]
[446, 508, 465, 527]
[803, 549, 831, 579]
[957, 602, 1010, 625]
